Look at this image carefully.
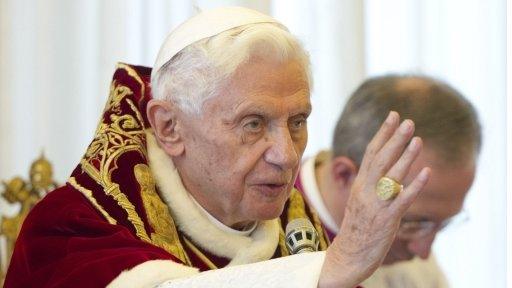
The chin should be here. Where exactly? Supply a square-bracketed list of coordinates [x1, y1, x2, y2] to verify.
[250, 201, 287, 221]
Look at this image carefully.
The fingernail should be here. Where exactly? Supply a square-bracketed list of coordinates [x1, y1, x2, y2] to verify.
[418, 167, 431, 181]
[386, 111, 396, 124]
[400, 120, 412, 133]
[408, 138, 418, 151]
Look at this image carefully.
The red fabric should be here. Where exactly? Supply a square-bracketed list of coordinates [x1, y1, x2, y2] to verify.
[4, 184, 178, 288]
[5, 63, 328, 287]
[68, 64, 156, 239]
[4, 64, 188, 288]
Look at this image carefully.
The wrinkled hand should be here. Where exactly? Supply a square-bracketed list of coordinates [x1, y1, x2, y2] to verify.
[319, 111, 431, 288]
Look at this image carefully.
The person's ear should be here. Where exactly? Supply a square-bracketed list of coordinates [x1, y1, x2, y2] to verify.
[330, 156, 358, 191]
[146, 99, 184, 156]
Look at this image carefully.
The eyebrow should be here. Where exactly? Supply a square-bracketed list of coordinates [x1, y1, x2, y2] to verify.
[233, 101, 311, 118]
[235, 103, 271, 116]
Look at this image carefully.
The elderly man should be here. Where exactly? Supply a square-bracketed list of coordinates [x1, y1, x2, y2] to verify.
[297, 75, 480, 287]
[5, 7, 430, 288]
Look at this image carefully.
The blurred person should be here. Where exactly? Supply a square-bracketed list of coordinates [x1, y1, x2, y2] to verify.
[297, 75, 481, 287]
[6, 8, 431, 288]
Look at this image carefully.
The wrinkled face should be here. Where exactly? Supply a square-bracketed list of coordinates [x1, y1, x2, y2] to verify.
[175, 58, 311, 228]
[383, 148, 476, 264]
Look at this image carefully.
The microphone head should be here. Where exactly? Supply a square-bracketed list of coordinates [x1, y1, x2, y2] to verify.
[285, 218, 320, 254]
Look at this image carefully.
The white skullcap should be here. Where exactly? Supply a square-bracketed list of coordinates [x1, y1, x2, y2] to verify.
[152, 6, 282, 78]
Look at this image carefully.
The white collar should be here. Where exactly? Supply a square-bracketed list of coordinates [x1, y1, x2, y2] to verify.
[189, 195, 257, 237]
[146, 130, 279, 266]
[299, 153, 339, 233]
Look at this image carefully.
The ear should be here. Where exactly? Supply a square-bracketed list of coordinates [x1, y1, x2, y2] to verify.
[330, 156, 358, 191]
[146, 99, 184, 156]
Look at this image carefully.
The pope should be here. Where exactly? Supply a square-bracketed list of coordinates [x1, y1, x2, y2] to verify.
[5, 7, 430, 288]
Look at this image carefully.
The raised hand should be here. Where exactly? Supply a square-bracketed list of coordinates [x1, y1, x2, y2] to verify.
[319, 111, 431, 288]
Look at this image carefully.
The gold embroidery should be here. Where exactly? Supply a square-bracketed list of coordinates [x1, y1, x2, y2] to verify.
[135, 164, 190, 265]
[277, 218, 289, 257]
[287, 188, 307, 221]
[77, 67, 152, 243]
[117, 63, 145, 101]
[183, 237, 218, 270]
[69, 177, 117, 225]
[287, 188, 328, 250]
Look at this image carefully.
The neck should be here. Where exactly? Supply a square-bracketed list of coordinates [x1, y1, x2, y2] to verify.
[188, 189, 255, 231]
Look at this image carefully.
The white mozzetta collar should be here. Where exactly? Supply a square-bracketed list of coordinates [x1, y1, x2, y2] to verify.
[146, 130, 279, 266]
[299, 154, 339, 233]
[189, 195, 257, 237]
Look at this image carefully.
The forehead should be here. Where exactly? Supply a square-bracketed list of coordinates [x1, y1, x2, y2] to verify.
[203, 59, 311, 116]
[404, 148, 476, 221]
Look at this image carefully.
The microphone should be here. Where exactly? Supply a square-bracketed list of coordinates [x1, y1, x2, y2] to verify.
[285, 218, 320, 254]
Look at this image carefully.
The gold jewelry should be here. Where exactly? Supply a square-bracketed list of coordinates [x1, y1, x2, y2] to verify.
[376, 177, 402, 200]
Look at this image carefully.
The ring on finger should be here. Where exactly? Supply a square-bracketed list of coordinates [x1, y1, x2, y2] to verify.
[376, 176, 403, 201]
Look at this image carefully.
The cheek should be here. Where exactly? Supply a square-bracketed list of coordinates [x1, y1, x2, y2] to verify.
[231, 141, 274, 176]
[199, 138, 266, 195]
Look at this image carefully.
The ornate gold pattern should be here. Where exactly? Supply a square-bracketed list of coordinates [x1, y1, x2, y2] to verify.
[68, 177, 117, 225]
[78, 71, 152, 243]
[287, 188, 308, 222]
[183, 237, 218, 270]
[1, 154, 56, 284]
[277, 218, 289, 257]
[376, 176, 402, 201]
[287, 188, 328, 251]
[117, 63, 145, 101]
[72, 64, 193, 263]
[135, 164, 190, 265]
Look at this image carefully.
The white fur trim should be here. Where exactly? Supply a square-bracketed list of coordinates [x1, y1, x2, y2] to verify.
[146, 130, 279, 265]
[156, 251, 326, 288]
[107, 259, 199, 288]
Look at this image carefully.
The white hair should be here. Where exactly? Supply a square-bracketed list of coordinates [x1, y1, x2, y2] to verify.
[151, 22, 311, 115]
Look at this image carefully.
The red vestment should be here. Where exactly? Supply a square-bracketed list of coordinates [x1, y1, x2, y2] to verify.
[4, 64, 328, 288]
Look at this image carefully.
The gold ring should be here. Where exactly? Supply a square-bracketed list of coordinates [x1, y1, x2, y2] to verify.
[376, 177, 402, 200]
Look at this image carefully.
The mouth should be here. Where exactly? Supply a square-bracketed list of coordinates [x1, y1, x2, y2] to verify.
[253, 183, 288, 198]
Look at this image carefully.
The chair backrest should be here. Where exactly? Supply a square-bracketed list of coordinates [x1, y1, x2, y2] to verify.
[0, 153, 57, 285]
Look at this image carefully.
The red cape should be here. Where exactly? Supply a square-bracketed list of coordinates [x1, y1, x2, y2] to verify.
[5, 63, 328, 288]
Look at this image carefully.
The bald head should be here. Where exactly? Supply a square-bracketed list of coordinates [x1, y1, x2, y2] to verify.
[332, 75, 481, 167]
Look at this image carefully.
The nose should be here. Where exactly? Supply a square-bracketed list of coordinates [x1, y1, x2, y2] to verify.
[263, 127, 299, 170]
[407, 232, 437, 259]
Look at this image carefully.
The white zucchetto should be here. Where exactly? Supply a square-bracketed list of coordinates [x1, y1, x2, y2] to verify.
[152, 6, 281, 78]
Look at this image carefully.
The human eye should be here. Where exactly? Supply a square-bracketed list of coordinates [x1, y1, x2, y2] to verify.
[289, 115, 307, 131]
[242, 116, 265, 133]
